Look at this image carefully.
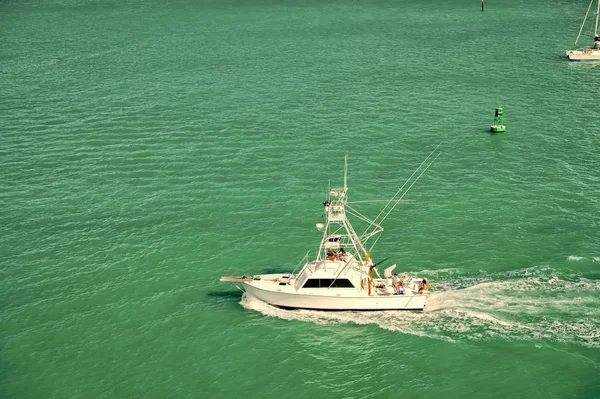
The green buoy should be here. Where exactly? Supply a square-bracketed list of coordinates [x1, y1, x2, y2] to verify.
[490, 107, 506, 133]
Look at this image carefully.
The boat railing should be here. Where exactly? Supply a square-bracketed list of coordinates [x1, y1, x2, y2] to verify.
[329, 206, 345, 221]
[291, 252, 310, 276]
[294, 268, 311, 290]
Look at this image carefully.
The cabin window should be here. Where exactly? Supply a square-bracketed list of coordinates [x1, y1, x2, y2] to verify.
[302, 279, 320, 288]
[329, 279, 354, 288]
[302, 278, 355, 288]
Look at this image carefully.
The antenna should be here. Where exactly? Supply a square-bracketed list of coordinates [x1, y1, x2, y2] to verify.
[344, 155, 348, 189]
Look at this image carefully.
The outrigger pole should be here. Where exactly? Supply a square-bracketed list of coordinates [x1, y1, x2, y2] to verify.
[361, 144, 442, 252]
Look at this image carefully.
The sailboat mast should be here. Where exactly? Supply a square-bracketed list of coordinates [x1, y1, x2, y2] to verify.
[595, 0, 600, 36]
[575, 0, 595, 45]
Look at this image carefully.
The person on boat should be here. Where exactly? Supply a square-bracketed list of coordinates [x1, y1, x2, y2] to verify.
[337, 245, 346, 259]
[392, 273, 401, 291]
[394, 274, 406, 295]
[326, 249, 338, 261]
[418, 278, 429, 294]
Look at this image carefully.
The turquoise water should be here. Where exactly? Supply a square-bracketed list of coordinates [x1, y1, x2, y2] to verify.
[2, 0, 600, 397]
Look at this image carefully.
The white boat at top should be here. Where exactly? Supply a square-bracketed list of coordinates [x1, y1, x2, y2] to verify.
[220, 150, 440, 311]
[566, 0, 600, 61]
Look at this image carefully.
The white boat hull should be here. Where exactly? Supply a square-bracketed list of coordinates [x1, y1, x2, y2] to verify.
[243, 280, 426, 311]
[566, 49, 600, 61]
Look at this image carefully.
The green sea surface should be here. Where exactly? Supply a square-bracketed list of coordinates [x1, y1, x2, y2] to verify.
[1, 0, 600, 398]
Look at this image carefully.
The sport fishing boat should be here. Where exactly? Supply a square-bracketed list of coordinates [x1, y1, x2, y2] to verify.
[566, 0, 600, 61]
[220, 150, 439, 311]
